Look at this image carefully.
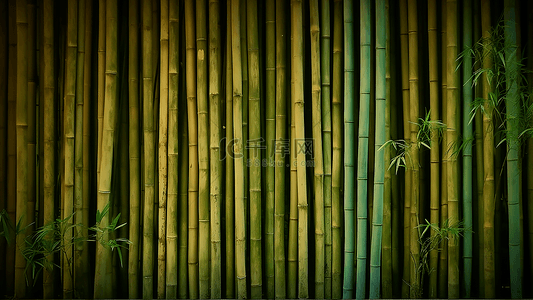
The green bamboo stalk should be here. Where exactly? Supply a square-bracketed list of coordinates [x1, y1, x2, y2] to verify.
[231, 0, 246, 297]
[128, 0, 141, 297]
[265, 0, 276, 297]
[97, 0, 105, 190]
[291, 2, 308, 297]
[446, 1, 460, 298]
[196, 0, 211, 297]
[6, 0, 16, 294]
[439, 1, 449, 296]
[141, 0, 156, 297]
[94, 0, 117, 298]
[527, 0, 533, 296]
[381, 0, 392, 296]
[225, 9, 235, 297]
[331, 1, 343, 297]
[356, 0, 370, 297]
[239, 0, 248, 233]
[481, 1, 495, 297]
[274, 0, 287, 296]
[80, 0, 93, 296]
[288, 50, 298, 299]
[342, 0, 355, 297]
[74, 0, 87, 296]
[166, 0, 179, 298]
[398, 0, 411, 295]
[42, 0, 55, 296]
[179, 90, 189, 300]
[503, 1, 522, 297]
[369, 0, 386, 297]
[185, 0, 199, 297]
[61, 0, 77, 296]
[208, 0, 221, 298]
[247, 0, 262, 297]
[310, 0, 324, 297]
[158, 0, 169, 297]
[427, 0, 440, 297]
[320, 0, 332, 297]
[462, 0, 473, 297]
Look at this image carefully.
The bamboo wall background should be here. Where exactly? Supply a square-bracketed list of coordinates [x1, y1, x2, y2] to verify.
[1, 0, 533, 299]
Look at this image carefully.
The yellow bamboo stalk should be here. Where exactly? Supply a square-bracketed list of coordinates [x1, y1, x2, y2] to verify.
[14, 0, 28, 297]
[158, 0, 169, 297]
[97, 0, 105, 189]
[185, 0, 199, 297]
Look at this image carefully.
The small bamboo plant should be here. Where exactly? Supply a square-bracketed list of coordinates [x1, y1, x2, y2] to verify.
[408, 218, 469, 298]
[0, 203, 131, 286]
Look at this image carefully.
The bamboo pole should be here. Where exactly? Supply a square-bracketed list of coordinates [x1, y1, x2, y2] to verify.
[342, 0, 355, 297]
[196, 0, 210, 297]
[97, 0, 105, 190]
[320, 0, 332, 297]
[42, 0, 55, 297]
[94, 0, 117, 298]
[208, 0, 221, 298]
[247, 0, 262, 297]
[310, 0, 325, 297]
[407, 0, 420, 297]
[527, 0, 533, 296]
[80, 0, 93, 296]
[427, 0, 440, 297]
[185, 0, 199, 297]
[331, 1, 343, 297]
[158, 0, 169, 297]
[178, 84, 189, 300]
[355, 0, 370, 297]
[398, 0, 410, 295]
[225, 7, 235, 297]
[274, 0, 287, 297]
[265, 0, 275, 297]
[503, 1, 522, 297]
[60, 0, 77, 296]
[239, 0, 248, 232]
[462, 0, 473, 297]
[369, 0, 386, 297]
[74, 0, 86, 295]
[481, 1, 495, 297]
[381, 0, 393, 296]
[128, 0, 141, 297]
[166, 0, 179, 298]
[231, 0, 247, 297]
[446, 1, 460, 298]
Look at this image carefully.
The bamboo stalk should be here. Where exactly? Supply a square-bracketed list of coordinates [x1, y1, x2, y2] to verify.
[196, 0, 210, 297]
[94, 0, 117, 298]
[225, 7, 235, 297]
[265, 0, 276, 297]
[369, 0, 386, 297]
[355, 0, 370, 297]
[462, 0, 473, 297]
[446, 1, 460, 298]
[527, 0, 533, 296]
[166, 0, 179, 298]
[274, 0, 287, 297]
[320, 0, 332, 297]
[342, 0, 355, 297]
[231, 0, 247, 297]
[398, 0, 410, 295]
[42, 0, 55, 297]
[208, 0, 221, 298]
[480, 1, 495, 297]
[178, 82, 189, 300]
[288, 46, 298, 299]
[503, 1, 522, 297]
[73, 0, 86, 295]
[158, 0, 169, 297]
[0, 0, 7, 292]
[141, 0, 156, 297]
[185, 0, 199, 297]
[97, 0, 105, 190]
[239, 0, 248, 234]
[128, 0, 141, 297]
[310, 0, 325, 297]
[247, 0, 262, 297]
[331, 1, 343, 297]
